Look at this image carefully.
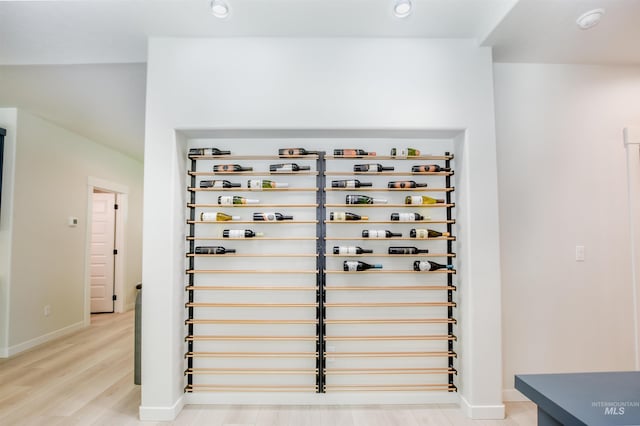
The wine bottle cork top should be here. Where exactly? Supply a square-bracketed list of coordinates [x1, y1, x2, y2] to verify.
[361, 216, 369, 220]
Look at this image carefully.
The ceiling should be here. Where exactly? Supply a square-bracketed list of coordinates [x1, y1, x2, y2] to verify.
[0, 0, 638, 161]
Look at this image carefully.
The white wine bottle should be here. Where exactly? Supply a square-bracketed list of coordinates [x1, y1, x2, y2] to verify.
[413, 260, 454, 271]
[410, 228, 450, 238]
[343, 260, 383, 271]
[390, 212, 426, 221]
[345, 195, 387, 204]
[218, 196, 259, 205]
[222, 229, 264, 238]
[390, 148, 420, 158]
[247, 179, 289, 189]
[200, 212, 240, 221]
[405, 195, 444, 205]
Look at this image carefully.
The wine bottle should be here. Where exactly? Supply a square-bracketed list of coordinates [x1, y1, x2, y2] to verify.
[214, 164, 253, 172]
[353, 164, 394, 172]
[199, 180, 241, 189]
[390, 212, 425, 221]
[189, 148, 231, 156]
[253, 212, 293, 221]
[194, 246, 236, 254]
[411, 164, 451, 173]
[413, 260, 453, 271]
[278, 148, 318, 156]
[330, 212, 368, 221]
[410, 228, 450, 238]
[332, 246, 374, 255]
[390, 148, 420, 157]
[343, 260, 383, 271]
[333, 149, 375, 157]
[331, 179, 373, 188]
[345, 195, 388, 205]
[387, 181, 428, 189]
[247, 179, 289, 189]
[218, 196, 259, 205]
[362, 230, 402, 238]
[388, 247, 429, 255]
[222, 229, 264, 238]
[405, 195, 445, 205]
[200, 212, 240, 221]
[270, 163, 311, 172]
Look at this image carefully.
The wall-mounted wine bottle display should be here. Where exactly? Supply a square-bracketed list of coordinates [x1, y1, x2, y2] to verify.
[185, 143, 456, 395]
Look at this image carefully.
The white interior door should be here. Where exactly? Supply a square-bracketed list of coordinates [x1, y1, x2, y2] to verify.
[91, 192, 116, 313]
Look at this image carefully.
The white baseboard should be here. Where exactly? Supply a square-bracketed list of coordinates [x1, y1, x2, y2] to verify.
[459, 394, 505, 419]
[7, 321, 84, 357]
[503, 388, 530, 402]
[139, 396, 184, 421]
[185, 392, 459, 406]
[0, 347, 7, 358]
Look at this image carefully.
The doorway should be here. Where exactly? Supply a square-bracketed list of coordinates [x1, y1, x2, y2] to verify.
[90, 190, 117, 313]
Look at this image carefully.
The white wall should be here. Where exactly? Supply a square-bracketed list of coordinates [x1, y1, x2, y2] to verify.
[494, 63, 640, 399]
[0, 108, 17, 357]
[142, 37, 503, 420]
[0, 108, 143, 356]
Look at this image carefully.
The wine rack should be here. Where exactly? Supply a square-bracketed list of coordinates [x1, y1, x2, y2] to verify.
[185, 149, 456, 395]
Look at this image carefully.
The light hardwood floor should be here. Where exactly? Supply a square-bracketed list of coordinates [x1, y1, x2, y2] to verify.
[0, 312, 537, 425]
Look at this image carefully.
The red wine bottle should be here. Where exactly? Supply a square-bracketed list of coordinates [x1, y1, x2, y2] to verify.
[331, 179, 373, 188]
[411, 164, 451, 172]
[413, 260, 454, 271]
[333, 246, 373, 255]
[343, 260, 383, 271]
[214, 164, 253, 172]
[194, 246, 236, 254]
[199, 180, 241, 188]
[362, 230, 402, 238]
[278, 148, 318, 156]
[334, 149, 375, 157]
[353, 164, 394, 172]
[222, 229, 263, 238]
[253, 212, 293, 221]
[330, 212, 368, 221]
[387, 181, 428, 189]
[390, 212, 425, 221]
[388, 247, 429, 255]
[189, 148, 231, 156]
[270, 163, 311, 172]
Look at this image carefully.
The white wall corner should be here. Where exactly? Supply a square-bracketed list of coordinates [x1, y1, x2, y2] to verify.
[503, 388, 530, 402]
[459, 394, 506, 420]
[139, 396, 184, 422]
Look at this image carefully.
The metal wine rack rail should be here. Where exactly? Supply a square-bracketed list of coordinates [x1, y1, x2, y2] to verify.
[185, 151, 456, 394]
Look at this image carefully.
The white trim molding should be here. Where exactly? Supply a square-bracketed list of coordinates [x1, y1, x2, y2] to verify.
[459, 394, 506, 419]
[139, 396, 184, 422]
[7, 321, 84, 357]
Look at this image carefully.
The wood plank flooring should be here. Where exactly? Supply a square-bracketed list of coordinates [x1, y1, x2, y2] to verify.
[0, 312, 537, 425]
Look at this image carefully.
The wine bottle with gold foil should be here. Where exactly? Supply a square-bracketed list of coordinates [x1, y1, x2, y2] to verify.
[200, 212, 240, 221]
[404, 195, 444, 205]
[218, 196, 259, 205]
[390, 148, 420, 157]
[410, 228, 450, 238]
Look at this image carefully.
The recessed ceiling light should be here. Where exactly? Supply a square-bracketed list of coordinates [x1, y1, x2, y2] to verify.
[576, 8, 605, 30]
[210, 0, 230, 19]
[393, 0, 412, 18]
